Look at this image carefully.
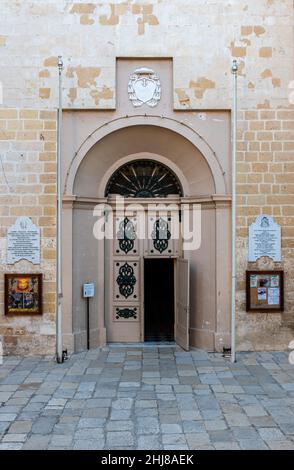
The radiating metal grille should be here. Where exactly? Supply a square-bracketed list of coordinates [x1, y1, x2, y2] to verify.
[105, 160, 183, 197]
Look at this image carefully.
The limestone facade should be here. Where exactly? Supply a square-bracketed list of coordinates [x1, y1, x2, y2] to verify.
[0, 1, 293, 354]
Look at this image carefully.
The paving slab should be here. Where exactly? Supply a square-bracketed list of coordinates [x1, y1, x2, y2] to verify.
[0, 347, 293, 450]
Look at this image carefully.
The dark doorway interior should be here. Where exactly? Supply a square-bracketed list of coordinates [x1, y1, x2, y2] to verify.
[144, 258, 174, 341]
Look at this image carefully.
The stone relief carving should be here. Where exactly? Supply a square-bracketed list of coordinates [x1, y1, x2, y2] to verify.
[128, 67, 161, 107]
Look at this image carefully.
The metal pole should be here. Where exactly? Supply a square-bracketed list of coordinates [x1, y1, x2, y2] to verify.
[56, 56, 64, 363]
[87, 298, 90, 350]
[231, 59, 238, 363]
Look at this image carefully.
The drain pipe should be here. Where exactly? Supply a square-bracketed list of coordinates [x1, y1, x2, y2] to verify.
[56, 56, 64, 364]
[231, 59, 238, 363]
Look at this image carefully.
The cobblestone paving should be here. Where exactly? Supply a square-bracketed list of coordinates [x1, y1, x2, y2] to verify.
[0, 345, 294, 450]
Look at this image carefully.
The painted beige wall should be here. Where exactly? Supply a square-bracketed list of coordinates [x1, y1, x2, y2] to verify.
[73, 126, 217, 197]
[188, 205, 216, 350]
[63, 57, 231, 350]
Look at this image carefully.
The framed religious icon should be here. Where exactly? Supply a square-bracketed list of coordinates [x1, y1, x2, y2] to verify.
[246, 270, 284, 312]
[4, 273, 43, 315]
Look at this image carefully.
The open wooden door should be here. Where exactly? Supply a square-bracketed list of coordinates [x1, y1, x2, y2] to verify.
[175, 258, 190, 350]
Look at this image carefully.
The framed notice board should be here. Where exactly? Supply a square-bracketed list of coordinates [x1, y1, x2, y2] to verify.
[4, 273, 43, 315]
[246, 270, 284, 312]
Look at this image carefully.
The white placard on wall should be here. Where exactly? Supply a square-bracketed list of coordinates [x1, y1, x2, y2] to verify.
[248, 215, 281, 262]
[7, 216, 40, 265]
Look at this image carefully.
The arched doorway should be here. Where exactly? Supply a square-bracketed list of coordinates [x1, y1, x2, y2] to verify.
[62, 122, 231, 353]
[103, 158, 189, 348]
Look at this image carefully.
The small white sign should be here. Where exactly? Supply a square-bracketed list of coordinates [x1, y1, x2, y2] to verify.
[268, 287, 280, 305]
[83, 283, 95, 298]
[7, 216, 40, 264]
[248, 215, 281, 262]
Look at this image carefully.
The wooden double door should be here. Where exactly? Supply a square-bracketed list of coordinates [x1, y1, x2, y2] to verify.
[105, 207, 190, 350]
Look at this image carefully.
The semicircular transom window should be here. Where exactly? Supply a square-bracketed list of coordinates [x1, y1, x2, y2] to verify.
[105, 160, 183, 198]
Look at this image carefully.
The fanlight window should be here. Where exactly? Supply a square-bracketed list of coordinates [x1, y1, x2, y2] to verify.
[105, 160, 183, 198]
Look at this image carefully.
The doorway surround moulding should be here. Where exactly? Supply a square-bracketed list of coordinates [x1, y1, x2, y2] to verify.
[62, 195, 232, 209]
[64, 115, 228, 197]
[61, 114, 231, 352]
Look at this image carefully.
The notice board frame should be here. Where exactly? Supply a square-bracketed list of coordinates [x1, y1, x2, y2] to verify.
[246, 270, 284, 312]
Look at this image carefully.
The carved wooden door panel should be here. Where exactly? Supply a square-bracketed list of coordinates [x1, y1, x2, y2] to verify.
[105, 205, 183, 343]
[145, 209, 180, 257]
[106, 213, 141, 342]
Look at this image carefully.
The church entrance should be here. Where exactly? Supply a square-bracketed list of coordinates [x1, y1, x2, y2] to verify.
[64, 117, 231, 354]
[104, 158, 190, 350]
[144, 258, 175, 342]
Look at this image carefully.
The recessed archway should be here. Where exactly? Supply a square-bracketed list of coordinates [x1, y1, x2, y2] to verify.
[72, 124, 218, 197]
[62, 118, 231, 353]
[65, 116, 227, 196]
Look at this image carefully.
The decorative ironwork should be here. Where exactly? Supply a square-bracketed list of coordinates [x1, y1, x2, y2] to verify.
[151, 218, 171, 253]
[116, 307, 137, 320]
[116, 262, 136, 298]
[105, 160, 183, 198]
[117, 217, 136, 254]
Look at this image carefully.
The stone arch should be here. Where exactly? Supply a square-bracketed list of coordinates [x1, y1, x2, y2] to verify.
[65, 116, 227, 196]
[62, 116, 231, 354]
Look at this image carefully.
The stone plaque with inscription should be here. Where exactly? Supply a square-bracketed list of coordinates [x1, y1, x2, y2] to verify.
[248, 215, 281, 262]
[7, 217, 40, 265]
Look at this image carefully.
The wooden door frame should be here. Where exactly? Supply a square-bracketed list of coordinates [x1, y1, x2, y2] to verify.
[104, 198, 183, 344]
[142, 256, 179, 342]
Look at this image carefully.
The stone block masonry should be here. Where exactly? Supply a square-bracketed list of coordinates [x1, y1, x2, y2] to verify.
[0, 109, 57, 355]
[1, 106, 293, 353]
[236, 108, 294, 350]
[0, 0, 294, 353]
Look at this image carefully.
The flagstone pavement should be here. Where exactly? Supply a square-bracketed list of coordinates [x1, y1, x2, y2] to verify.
[0, 344, 294, 450]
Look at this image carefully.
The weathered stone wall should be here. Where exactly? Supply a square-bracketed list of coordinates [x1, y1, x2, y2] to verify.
[0, 0, 293, 354]
[236, 108, 294, 350]
[0, 109, 57, 354]
[0, 0, 292, 110]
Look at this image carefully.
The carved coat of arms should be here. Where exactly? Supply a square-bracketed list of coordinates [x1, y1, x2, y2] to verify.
[128, 67, 161, 107]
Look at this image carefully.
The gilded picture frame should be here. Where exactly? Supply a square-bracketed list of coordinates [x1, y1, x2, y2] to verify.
[4, 273, 43, 316]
